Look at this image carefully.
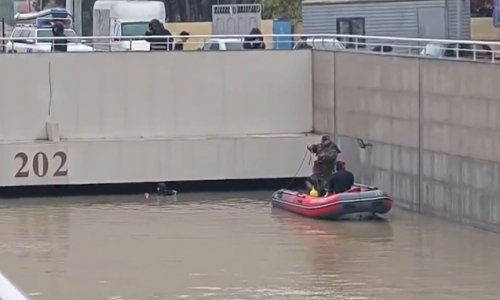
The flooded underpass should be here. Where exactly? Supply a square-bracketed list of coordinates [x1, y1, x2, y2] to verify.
[0, 191, 499, 300]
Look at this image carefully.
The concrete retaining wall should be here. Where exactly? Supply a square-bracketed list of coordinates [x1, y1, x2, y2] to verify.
[0, 134, 319, 186]
[312, 51, 500, 232]
[0, 51, 312, 141]
[0, 51, 315, 186]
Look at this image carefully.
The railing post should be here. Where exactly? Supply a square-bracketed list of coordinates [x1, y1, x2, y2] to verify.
[1, 17, 4, 53]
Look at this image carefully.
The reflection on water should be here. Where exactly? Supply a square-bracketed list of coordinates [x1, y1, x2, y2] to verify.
[0, 191, 499, 300]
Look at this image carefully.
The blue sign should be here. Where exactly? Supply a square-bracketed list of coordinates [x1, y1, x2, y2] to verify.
[272, 20, 293, 50]
[495, 0, 500, 28]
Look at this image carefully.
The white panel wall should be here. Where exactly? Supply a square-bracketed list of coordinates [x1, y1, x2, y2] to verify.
[0, 54, 51, 140]
[0, 51, 312, 141]
[0, 51, 314, 186]
[0, 134, 319, 186]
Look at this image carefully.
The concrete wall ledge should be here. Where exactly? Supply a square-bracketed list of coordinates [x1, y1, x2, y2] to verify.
[0, 133, 317, 145]
[0, 134, 320, 187]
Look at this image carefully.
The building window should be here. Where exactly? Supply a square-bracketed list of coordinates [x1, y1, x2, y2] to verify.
[336, 17, 365, 48]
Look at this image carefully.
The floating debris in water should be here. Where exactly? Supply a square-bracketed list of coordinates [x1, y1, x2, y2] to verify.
[190, 286, 222, 290]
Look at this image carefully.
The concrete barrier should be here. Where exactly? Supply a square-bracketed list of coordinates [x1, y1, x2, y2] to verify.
[0, 50, 316, 187]
[49, 51, 313, 139]
[420, 59, 500, 231]
[0, 51, 312, 141]
[0, 134, 319, 186]
[312, 50, 500, 232]
[0, 54, 51, 141]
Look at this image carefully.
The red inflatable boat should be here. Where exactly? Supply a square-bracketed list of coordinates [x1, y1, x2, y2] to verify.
[271, 184, 393, 220]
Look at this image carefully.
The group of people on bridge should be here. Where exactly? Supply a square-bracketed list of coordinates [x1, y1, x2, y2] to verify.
[305, 135, 354, 197]
[145, 18, 266, 51]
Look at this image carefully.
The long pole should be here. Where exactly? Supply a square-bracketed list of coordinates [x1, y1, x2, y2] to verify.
[1, 18, 5, 53]
[74, 0, 82, 36]
[456, 0, 462, 39]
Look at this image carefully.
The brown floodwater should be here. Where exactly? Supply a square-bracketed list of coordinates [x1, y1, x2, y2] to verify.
[0, 191, 499, 300]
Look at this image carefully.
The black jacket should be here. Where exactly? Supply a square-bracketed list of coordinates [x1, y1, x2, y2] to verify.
[174, 42, 183, 50]
[145, 19, 174, 51]
[328, 170, 354, 194]
[52, 23, 67, 52]
[243, 28, 265, 49]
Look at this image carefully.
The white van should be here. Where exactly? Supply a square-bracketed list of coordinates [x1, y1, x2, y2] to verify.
[294, 37, 346, 51]
[201, 38, 244, 51]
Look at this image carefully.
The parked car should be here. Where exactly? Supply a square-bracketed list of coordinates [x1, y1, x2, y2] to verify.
[420, 42, 493, 61]
[293, 37, 346, 51]
[200, 38, 244, 51]
[5, 25, 93, 53]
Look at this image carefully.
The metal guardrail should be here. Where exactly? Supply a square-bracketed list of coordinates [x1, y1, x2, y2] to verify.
[1, 33, 500, 63]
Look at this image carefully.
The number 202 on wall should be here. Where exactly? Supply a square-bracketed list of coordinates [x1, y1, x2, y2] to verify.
[14, 151, 68, 178]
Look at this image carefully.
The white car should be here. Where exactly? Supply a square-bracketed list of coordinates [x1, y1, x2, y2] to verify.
[420, 42, 493, 61]
[5, 26, 94, 53]
[294, 37, 346, 51]
[201, 38, 244, 51]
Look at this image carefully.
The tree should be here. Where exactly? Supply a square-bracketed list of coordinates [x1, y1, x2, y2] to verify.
[262, 0, 302, 20]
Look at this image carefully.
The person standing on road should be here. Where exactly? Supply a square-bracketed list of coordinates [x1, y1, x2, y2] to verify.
[145, 19, 174, 51]
[51, 22, 67, 52]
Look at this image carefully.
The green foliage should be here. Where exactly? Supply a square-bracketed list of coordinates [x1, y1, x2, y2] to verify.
[262, 0, 302, 20]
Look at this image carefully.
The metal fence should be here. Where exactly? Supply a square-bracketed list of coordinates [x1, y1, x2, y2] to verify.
[1, 33, 500, 63]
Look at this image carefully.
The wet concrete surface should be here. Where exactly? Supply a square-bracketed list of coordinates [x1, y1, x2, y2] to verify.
[0, 191, 499, 300]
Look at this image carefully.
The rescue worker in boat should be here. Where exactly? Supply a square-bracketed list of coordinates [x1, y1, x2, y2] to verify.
[305, 135, 341, 194]
[328, 159, 355, 194]
[51, 22, 67, 52]
[145, 19, 174, 51]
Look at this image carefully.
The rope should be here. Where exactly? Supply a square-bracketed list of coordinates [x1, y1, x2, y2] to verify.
[281, 149, 310, 190]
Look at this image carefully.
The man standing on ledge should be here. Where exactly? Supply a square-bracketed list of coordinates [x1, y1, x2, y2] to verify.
[305, 135, 341, 194]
